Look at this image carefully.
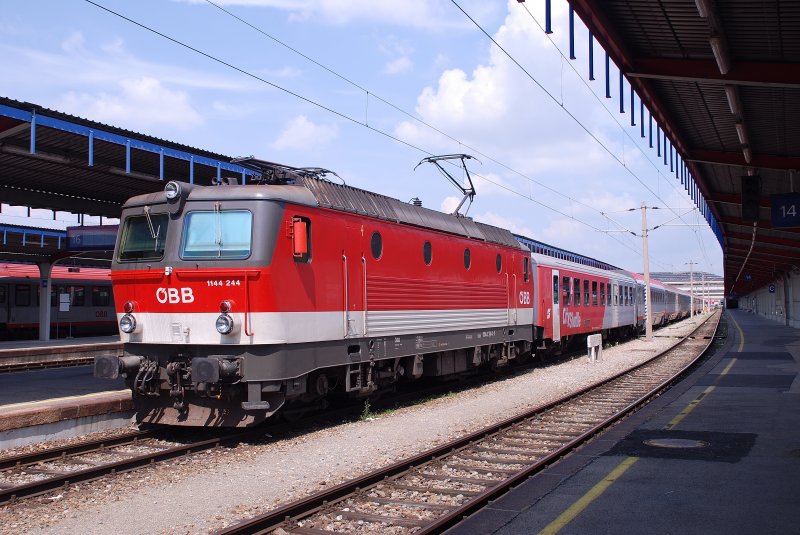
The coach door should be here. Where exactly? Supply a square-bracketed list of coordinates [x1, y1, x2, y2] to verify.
[551, 270, 561, 341]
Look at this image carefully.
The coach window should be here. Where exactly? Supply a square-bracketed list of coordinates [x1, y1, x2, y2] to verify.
[573, 278, 581, 306]
[70, 286, 85, 307]
[92, 286, 111, 307]
[581, 280, 588, 306]
[423, 241, 432, 265]
[552, 274, 559, 304]
[612, 284, 618, 306]
[15, 284, 31, 307]
[370, 231, 382, 260]
[495, 253, 502, 273]
[592, 281, 598, 306]
[600, 283, 606, 306]
[562, 276, 571, 304]
[0, 285, 5, 304]
[464, 248, 471, 269]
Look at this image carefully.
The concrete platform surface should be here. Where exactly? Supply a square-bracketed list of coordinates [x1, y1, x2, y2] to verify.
[448, 309, 800, 535]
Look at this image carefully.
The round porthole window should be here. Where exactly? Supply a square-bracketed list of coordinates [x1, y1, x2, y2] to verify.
[464, 248, 471, 269]
[496, 253, 502, 273]
[423, 241, 432, 265]
[370, 231, 382, 260]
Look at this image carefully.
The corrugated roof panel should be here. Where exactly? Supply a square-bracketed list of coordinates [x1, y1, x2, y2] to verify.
[296, 177, 519, 247]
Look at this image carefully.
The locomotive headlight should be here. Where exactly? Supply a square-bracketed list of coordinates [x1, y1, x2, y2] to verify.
[165, 180, 181, 200]
[119, 313, 137, 334]
[215, 314, 234, 335]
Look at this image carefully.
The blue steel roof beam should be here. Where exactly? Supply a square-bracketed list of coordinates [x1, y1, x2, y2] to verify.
[0, 103, 258, 181]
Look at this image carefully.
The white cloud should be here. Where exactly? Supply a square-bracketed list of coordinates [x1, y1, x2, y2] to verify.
[59, 77, 203, 131]
[271, 115, 339, 151]
[384, 56, 413, 75]
[472, 211, 536, 238]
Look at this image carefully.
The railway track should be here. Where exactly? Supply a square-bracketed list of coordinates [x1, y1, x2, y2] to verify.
[217, 311, 721, 535]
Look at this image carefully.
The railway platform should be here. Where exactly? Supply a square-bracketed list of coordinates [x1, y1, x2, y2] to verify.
[0, 339, 131, 449]
[0, 335, 121, 372]
[449, 309, 800, 535]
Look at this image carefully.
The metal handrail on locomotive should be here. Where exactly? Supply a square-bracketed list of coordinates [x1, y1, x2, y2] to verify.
[94, 160, 693, 426]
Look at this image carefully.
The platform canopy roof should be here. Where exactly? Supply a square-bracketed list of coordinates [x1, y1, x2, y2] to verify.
[0, 96, 258, 219]
[569, 0, 800, 296]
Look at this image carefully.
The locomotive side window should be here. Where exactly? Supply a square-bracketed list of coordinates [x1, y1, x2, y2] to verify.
[15, 284, 31, 307]
[118, 213, 169, 261]
[371, 231, 383, 260]
[181, 210, 253, 259]
[592, 281, 598, 306]
[423, 241, 432, 265]
[92, 286, 111, 307]
[523, 257, 529, 282]
[495, 254, 502, 273]
[583, 280, 590, 306]
[464, 248, 471, 269]
[573, 278, 581, 306]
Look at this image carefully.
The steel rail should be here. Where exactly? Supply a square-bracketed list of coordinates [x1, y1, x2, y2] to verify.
[216, 312, 721, 535]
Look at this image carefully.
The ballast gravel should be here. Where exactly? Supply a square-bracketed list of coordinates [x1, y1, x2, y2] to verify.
[1, 314, 711, 534]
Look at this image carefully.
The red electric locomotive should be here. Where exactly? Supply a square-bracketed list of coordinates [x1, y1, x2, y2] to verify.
[95, 161, 534, 426]
[95, 159, 694, 427]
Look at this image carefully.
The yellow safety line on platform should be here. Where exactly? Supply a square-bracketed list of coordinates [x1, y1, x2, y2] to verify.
[728, 313, 746, 353]
[537, 457, 639, 535]
[538, 316, 739, 534]
[0, 390, 130, 411]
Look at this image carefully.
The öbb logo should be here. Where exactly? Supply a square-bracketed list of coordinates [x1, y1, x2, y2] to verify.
[155, 287, 195, 304]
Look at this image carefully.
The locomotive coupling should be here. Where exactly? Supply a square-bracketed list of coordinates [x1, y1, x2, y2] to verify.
[94, 355, 143, 379]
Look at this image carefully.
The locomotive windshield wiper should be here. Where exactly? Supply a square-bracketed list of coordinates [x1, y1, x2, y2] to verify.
[143, 205, 161, 250]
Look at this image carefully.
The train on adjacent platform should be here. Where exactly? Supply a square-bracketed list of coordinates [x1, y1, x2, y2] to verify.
[0, 263, 116, 340]
[94, 160, 695, 426]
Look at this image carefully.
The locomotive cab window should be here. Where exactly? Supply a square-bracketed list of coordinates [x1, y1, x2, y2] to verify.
[181, 210, 253, 259]
[118, 212, 169, 261]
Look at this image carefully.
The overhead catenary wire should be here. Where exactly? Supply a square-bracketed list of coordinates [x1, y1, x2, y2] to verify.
[83, 0, 672, 268]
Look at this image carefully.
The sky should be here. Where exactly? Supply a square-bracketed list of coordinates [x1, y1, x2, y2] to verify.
[0, 0, 723, 275]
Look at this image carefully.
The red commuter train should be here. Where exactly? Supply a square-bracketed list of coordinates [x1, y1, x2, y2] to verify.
[94, 161, 691, 426]
[0, 263, 116, 340]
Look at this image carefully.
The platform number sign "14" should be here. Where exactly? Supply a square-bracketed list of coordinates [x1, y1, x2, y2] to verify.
[771, 193, 800, 229]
